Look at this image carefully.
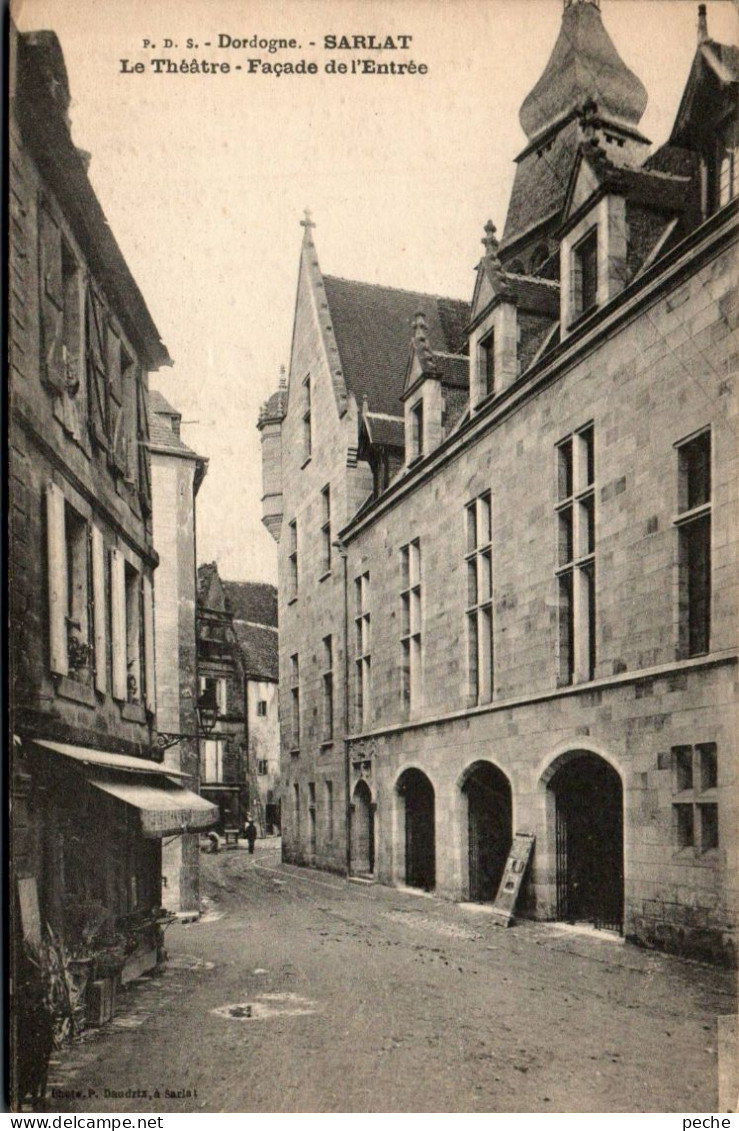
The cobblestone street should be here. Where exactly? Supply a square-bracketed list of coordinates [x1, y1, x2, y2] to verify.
[46, 839, 735, 1114]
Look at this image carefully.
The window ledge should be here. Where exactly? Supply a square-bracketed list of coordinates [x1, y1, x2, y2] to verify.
[289, 748, 300, 758]
[318, 570, 332, 583]
[121, 702, 147, 723]
[320, 739, 334, 750]
[55, 675, 96, 708]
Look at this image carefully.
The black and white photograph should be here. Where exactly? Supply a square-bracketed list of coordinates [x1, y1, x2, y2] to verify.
[7, 0, 739, 1117]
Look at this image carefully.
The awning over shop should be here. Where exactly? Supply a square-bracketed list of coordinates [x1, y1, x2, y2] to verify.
[90, 779, 219, 838]
[33, 739, 189, 778]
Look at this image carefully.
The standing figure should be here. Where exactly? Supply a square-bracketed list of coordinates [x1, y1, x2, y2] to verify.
[244, 818, 258, 855]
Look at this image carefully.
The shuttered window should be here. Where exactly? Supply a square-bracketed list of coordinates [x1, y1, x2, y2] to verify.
[143, 574, 156, 713]
[110, 548, 127, 700]
[46, 483, 68, 675]
[91, 526, 107, 693]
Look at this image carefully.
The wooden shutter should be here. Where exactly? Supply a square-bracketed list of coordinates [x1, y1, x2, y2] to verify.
[91, 525, 107, 693]
[142, 573, 156, 713]
[46, 482, 68, 675]
[110, 548, 127, 700]
[38, 204, 65, 394]
[86, 286, 109, 447]
[137, 372, 152, 512]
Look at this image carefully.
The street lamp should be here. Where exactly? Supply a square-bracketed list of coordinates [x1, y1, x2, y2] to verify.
[154, 684, 220, 752]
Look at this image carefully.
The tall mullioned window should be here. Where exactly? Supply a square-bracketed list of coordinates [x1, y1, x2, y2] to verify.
[465, 491, 493, 703]
[354, 571, 371, 729]
[556, 425, 596, 684]
[400, 540, 422, 712]
[675, 430, 711, 658]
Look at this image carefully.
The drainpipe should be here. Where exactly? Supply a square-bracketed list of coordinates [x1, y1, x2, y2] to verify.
[333, 538, 351, 877]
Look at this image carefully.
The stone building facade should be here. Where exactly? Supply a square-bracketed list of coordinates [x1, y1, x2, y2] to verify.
[9, 24, 216, 1101]
[224, 581, 280, 832]
[260, 1, 738, 963]
[149, 391, 208, 911]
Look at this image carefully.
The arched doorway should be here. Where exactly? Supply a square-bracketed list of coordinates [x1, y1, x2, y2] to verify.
[397, 769, 435, 891]
[352, 780, 375, 876]
[549, 753, 624, 931]
[462, 762, 512, 902]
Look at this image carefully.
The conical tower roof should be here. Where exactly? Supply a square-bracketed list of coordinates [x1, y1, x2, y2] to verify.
[519, 0, 648, 142]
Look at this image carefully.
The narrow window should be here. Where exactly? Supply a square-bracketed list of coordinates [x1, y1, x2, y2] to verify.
[61, 240, 82, 399]
[308, 781, 317, 858]
[478, 331, 495, 401]
[302, 376, 312, 461]
[676, 430, 711, 657]
[410, 400, 424, 460]
[64, 504, 93, 685]
[124, 562, 144, 704]
[321, 485, 331, 574]
[290, 654, 300, 750]
[571, 228, 598, 322]
[293, 783, 301, 841]
[555, 425, 596, 684]
[400, 540, 422, 712]
[257, 699, 268, 717]
[354, 572, 371, 728]
[257, 759, 268, 775]
[322, 635, 334, 740]
[326, 780, 334, 841]
[465, 491, 494, 703]
[288, 520, 298, 601]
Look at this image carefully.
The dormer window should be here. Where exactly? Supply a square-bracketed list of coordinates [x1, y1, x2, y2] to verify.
[714, 117, 738, 211]
[572, 227, 598, 320]
[478, 331, 495, 400]
[410, 399, 424, 460]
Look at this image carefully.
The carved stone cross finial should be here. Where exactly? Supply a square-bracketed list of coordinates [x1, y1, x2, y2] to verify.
[482, 220, 499, 257]
[300, 207, 316, 230]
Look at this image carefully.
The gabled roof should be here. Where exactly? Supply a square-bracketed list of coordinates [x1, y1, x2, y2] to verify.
[223, 581, 278, 628]
[561, 141, 690, 231]
[670, 37, 739, 147]
[322, 275, 469, 417]
[232, 621, 278, 682]
[197, 562, 224, 611]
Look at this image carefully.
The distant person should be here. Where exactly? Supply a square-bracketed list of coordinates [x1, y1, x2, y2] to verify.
[244, 818, 258, 855]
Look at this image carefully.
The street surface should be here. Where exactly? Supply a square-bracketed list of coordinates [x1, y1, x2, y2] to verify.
[46, 838, 735, 1113]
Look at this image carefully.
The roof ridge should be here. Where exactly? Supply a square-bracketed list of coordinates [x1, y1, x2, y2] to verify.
[323, 273, 469, 305]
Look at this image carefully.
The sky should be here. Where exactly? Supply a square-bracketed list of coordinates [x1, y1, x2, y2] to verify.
[13, 0, 738, 583]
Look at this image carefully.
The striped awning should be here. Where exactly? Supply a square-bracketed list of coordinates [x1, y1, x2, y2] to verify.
[90, 779, 218, 838]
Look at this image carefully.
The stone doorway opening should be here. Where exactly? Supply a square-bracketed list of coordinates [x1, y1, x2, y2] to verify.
[462, 762, 512, 902]
[396, 768, 435, 891]
[549, 752, 624, 932]
[351, 779, 375, 876]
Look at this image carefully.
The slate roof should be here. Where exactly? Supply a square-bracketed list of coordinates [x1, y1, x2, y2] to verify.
[501, 120, 582, 251]
[233, 621, 279, 682]
[365, 413, 404, 448]
[223, 581, 278, 628]
[519, 1, 647, 142]
[148, 390, 200, 457]
[506, 275, 560, 318]
[323, 275, 470, 417]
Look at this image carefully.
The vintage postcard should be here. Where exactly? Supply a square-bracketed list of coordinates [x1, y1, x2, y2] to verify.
[8, 0, 738, 1116]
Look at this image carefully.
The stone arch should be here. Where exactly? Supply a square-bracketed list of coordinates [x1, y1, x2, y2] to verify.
[458, 760, 513, 902]
[541, 746, 624, 932]
[351, 778, 375, 876]
[395, 767, 436, 891]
